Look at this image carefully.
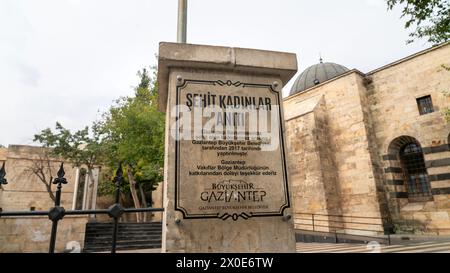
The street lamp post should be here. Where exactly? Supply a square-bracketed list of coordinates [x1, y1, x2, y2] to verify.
[177, 0, 187, 43]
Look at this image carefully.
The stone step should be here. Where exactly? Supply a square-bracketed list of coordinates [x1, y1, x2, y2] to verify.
[86, 224, 162, 228]
[84, 238, 161, 245]
[85, 235, 161, 241]
[86, 225, 162, 230]
[86, 226, 162, 231]
[86, 229, 162, 234]
[85, 238, 162, 244]
[85, 231, 161, 237]
[85, 228, 162, 233]
[85, 239, 161, 246]
[86, 224, 161, 227]
[85, 230, 161, 235]
[83, 243, 161, 253]
[85, 228, 161, 232]
[83, 221, 163, 253]
[84, 241, 161, 249]
[86, 227, 162, 231]
[85, 232, 161, 237]
[86, 222, 162, 226]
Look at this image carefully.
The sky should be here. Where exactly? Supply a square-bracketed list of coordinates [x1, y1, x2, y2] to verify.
[0, 0, 432, 146]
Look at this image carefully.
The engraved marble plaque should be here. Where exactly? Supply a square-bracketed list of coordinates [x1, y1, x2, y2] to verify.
[175, 79, 290, 221]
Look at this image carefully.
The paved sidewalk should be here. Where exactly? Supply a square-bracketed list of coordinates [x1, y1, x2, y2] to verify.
[296, 241, 450, 253]
[107, 241, 450, 253]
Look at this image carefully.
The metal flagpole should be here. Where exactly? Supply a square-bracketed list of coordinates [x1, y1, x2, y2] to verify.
[177, 0, 187, 43]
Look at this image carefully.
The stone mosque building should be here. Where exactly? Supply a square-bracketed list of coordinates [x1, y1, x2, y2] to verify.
[284, 42, 450, 235]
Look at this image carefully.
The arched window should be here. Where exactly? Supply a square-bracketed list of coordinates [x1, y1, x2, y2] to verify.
[399, 143, 431, 198]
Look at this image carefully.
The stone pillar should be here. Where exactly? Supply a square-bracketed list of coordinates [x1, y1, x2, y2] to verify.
[151, 182, 164, 222]
[157, 42, 298, 253]
[72, 167, 80, 210]
[89, 168, 99, 213]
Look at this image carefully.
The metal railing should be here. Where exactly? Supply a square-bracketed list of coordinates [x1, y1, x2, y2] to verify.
[294, 212, 393, 244]
[0, 162, 164, 253]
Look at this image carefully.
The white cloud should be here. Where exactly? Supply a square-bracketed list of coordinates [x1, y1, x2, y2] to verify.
[364, 0, 385, 8]
[67, 0, 81, 5]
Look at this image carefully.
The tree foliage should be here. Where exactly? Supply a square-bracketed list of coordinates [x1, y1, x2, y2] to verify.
[33, 122, 103, 170]
[33, 66, 165, 215]
[92, 66, 164, 220]
[387, 0, 450, 44]
[33, 122, 104, 205]
[95, 67, 165, 191]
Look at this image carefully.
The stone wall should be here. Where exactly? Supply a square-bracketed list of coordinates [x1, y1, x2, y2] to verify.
[284, 71, 385, 236]
[0, 216, 88, 253]
[0, 147, 7, 161]
[285, 95, 342, 232]
[0, 145, 104, 252]
[0, 145, 77, 211]
[368, 43, 450, 234]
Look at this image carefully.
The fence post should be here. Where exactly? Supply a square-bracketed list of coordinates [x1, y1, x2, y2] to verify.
[312, 214, 315, 231]
[109, 163, 125, 254]
[48, 163, 67, 253]
[384, 221, 393, 246]
[0, 162, 7, 216]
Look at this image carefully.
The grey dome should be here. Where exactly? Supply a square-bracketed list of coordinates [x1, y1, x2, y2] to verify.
[289, 61, 349, 96]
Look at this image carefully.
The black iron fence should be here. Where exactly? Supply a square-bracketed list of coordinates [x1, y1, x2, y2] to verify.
[294, 212, 394, 245]
[0, 162, 164, 253]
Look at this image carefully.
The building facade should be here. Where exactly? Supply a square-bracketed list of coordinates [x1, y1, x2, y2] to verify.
[0, 145, 99, 252]
[284, 42, 450, 235]
[0, 145, 99, 211]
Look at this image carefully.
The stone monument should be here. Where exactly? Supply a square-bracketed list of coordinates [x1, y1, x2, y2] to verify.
[157, 42, 298, 252]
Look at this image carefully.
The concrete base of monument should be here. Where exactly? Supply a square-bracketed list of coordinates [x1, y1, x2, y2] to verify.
[162, 211, 297, 253]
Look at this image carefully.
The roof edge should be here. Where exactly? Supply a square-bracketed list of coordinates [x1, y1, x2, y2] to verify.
[367, 41, 450, 75]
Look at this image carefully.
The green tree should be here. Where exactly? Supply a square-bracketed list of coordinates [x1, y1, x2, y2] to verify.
[386, 0, 449, 44]
[34, 122, 103, 182]
[33, 122, 104, 208]
[33, 66, 165, 221]
[95, 67, 165, 221]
